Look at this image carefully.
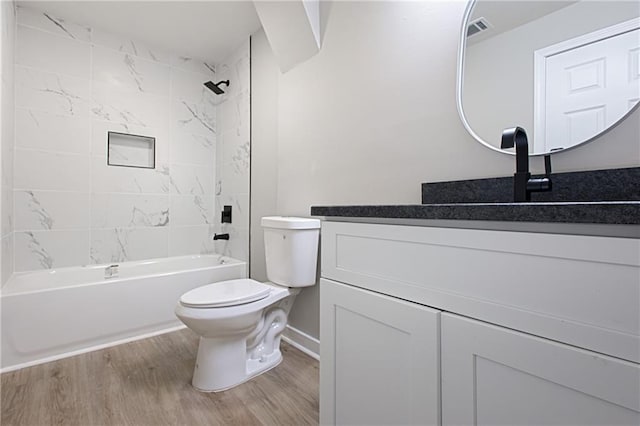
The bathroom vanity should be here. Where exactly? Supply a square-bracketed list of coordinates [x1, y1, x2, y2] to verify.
[313, 0, 640, 420]
[314, 211, 640, 425]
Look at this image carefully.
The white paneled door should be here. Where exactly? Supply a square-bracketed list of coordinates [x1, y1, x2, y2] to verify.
[538, 24, 640, 152]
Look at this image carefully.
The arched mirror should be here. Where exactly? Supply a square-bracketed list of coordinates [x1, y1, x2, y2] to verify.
[457, 0, 640, 155]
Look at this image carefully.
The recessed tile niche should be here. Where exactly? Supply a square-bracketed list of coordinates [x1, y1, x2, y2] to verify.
[107, 132, 156, 169]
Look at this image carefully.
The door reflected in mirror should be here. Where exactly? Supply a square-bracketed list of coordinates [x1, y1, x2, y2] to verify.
[458, 0, 640, 155]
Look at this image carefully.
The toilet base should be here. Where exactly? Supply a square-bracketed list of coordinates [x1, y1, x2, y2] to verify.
[247, 347, 283, 378]
[191, 336, 283, 392]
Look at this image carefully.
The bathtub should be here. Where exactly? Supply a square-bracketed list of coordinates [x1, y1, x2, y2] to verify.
[1, 254, 246, 372]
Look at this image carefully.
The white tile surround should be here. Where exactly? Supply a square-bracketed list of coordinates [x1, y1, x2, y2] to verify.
[214, 43, 250, 262]
[1, 1, 16, 285]
[7, 6, 250, 276]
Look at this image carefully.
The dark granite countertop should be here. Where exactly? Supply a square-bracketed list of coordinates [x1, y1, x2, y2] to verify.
[421, 167, 640, 204]
[310, 167, 640, 236]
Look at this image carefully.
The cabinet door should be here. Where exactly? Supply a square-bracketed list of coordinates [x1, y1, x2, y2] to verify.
[442, 313, 640, 426]
[320, 278, 440, 426]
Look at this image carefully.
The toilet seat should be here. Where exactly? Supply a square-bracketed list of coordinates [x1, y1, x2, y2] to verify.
[180, 279, 272, 308]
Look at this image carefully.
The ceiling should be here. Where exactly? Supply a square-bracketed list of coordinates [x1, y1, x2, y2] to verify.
[468, 1, 578, 44]
[18, 0, 263, 64]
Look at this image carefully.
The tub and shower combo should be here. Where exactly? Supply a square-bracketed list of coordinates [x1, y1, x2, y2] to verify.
[1, 255, 246, 372]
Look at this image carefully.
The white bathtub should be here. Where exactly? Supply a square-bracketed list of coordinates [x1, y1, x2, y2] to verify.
[1, 254, 246, 372]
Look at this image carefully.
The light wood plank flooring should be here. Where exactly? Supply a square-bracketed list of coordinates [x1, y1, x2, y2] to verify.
[1, 329, 319, 426]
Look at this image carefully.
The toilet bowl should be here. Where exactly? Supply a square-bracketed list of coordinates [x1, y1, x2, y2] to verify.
[175, 216, 320, 392]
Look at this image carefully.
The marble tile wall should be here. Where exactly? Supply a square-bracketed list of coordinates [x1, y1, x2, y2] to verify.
[1, 1, 16, 285]
[214, 42, 251, 263]
[10, 6, 249, 274]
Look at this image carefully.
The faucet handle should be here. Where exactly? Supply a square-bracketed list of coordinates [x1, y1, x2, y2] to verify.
[527, 155, 552, 194]
[544, 154, 552, 178]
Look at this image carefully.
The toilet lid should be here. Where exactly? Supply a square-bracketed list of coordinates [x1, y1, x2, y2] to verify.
[180, 279, 272, 308]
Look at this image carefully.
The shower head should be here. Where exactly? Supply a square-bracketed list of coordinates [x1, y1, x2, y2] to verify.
[204, 80, 230, 95]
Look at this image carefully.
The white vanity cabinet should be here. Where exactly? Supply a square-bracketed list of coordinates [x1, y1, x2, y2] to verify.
[319, 278, 440, 425]
[441, 313, 640, 426]
[319, 220, 640, 426]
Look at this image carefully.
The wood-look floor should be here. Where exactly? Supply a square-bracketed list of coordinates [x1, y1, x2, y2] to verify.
[1, 329, 319, 426]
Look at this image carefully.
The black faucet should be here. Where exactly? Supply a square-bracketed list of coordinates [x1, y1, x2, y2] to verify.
[501, 127, 552, 202]
[213, 233, 230, 240]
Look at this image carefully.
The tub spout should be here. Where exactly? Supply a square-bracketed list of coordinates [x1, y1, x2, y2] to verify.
[105, 264, 119, 279]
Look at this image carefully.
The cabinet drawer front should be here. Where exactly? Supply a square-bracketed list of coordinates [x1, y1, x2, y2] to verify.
[320, 278, 440, 426]
[441, 313, 640, 426]
[321, 221, 640, 362]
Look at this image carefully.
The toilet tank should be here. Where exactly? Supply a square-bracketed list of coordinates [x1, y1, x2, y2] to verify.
[261, 216, 321, 287]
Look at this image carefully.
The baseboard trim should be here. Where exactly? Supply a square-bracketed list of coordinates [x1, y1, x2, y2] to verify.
[1, 325, 187, 374]
[281, 325, 319, 360]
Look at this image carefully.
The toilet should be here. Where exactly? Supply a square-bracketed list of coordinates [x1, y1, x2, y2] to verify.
[175, 216, 320, 392]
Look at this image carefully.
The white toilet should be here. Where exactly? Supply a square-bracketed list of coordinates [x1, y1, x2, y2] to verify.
[175, 216, 320, 392]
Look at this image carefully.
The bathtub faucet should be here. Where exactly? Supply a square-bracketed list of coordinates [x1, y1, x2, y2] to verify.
[105, 264, 119, 279]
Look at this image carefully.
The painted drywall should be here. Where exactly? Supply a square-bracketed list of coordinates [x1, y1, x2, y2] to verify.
[464, 0, 639, 151]
[0, 1, 16, 285]
[250, 31, 279, 282]
[254, 0, 321, 72]
[19, 1, 261, 64]
[251, 1, 640, 339]
[10, 6, 249, 277]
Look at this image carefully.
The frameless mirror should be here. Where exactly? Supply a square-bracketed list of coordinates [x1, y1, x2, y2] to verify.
[457, 0, 640, 155]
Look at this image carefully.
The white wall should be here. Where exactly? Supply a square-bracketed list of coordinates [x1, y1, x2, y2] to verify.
[250, 31, 279, 282]
[251, 1, 640, 339]
[464, 0, 640, 149]
[0, 0, 16, 285]
[11, 6, 220, 274]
